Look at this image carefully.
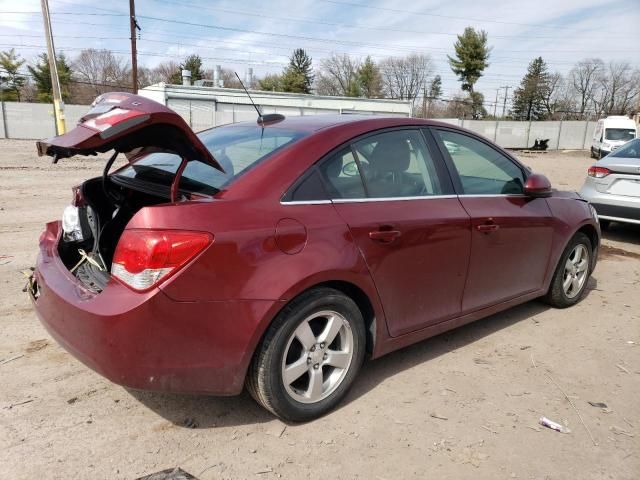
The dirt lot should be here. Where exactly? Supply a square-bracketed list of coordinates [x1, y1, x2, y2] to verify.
[1, 139, 638, 480]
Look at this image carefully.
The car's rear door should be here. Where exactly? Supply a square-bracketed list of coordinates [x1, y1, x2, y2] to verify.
[431, 128, 554, 312]
[319, 128, 472, 337]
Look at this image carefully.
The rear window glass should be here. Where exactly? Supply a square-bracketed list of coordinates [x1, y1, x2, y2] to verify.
[114, 125, 307, 194]
[609, 138, 640, 159]
[605, 128, 635, 141]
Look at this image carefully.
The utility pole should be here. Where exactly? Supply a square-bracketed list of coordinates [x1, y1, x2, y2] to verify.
[40, 0, 65, 135]
[501, 85, 511, 118]
[129, 0, 139, 94]
[493, 88, 499, 118]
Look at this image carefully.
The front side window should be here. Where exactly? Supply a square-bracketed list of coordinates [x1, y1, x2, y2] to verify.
[436, 130, 525, 195]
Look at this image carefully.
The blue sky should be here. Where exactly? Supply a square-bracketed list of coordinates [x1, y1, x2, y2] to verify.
[1, 0, 639, 107]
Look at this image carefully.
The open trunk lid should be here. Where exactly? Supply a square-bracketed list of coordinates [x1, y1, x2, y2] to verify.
[36, 92, 224, 172]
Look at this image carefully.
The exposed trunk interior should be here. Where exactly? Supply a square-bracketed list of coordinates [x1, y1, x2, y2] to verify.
[57, 176, 167, 292]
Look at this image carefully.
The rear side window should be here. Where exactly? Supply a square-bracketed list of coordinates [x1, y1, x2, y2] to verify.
[436, 130, 525, 195]
[319, 148, 367, 199]
[352, 130, 443, 198]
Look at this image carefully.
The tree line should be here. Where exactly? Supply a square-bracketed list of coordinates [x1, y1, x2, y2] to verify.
[511, 57, 640, 120]
[1, 26, 638, 120]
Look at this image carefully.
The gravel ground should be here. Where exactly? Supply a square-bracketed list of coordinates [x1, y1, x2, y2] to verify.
[0, 139, 638, 480]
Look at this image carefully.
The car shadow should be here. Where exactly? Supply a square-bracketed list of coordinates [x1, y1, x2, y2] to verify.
[128, 277, 598, 429]
[602, 222, 640, 246]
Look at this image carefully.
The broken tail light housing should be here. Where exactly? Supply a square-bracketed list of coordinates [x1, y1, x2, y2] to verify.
[82, 108, 150, 139]
[111, 229, 212, 292]
[588, 166, 611, 178]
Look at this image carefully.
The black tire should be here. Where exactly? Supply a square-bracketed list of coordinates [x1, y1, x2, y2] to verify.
[246, 287, 366, 422]
[599, 219, 610, 231]
[543, 232, 592, 308]
[590, 148, 596, 159]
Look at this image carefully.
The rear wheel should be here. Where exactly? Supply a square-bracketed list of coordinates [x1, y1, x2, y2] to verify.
[544, 232, 592, 308]
[247, 288, 366, 422]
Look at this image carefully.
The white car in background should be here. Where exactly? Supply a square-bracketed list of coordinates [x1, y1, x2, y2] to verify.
[580, 138, 640, 228]
[590, 116, 637, 159]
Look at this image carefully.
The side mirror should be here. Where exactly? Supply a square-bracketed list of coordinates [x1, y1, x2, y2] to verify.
[524, 173, 552, 198]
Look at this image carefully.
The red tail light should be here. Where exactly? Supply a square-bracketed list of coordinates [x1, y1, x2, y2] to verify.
[111, 230, 212, 292]
[588, 166, 611, 178]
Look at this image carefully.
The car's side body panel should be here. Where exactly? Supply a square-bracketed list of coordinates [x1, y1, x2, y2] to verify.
[457, 196, 555, 311]
[332, 198, 471, 337]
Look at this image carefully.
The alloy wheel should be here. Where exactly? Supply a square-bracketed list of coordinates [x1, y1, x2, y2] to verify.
[562, 244, 589, 299]
[281, 310, 354, 404]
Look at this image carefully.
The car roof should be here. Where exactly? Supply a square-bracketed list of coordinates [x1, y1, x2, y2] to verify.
[222, 114, 452, 133]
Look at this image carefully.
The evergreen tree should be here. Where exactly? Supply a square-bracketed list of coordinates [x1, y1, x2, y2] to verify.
[27, 52, 72, 103]
[0, 49, 26, 101]
[258, 73, 282, 91]
[448, 27, 491, 117]
[171, 54, 204, 84]
[428, 75, 442, 99]
[282, 49, 313, 93]
[511, 57, 551, 120]
[358, 56, 382, 98]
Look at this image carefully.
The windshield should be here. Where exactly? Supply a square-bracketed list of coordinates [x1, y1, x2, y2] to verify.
[609, 138, 640, 159]
[114, 125, 308, 195]
[605, 128, 636, 141]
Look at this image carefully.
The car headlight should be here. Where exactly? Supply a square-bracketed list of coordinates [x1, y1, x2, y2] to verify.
[601, 142, 611, 150]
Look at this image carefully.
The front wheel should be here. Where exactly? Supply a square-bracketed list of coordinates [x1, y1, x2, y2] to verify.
[543, 232, 592, 308]
[247, 288, 366, 422]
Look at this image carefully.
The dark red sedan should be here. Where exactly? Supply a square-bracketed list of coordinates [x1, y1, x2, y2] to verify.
[30, 93, 600, 421]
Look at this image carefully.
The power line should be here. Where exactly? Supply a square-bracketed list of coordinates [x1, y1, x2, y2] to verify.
[317, 0, 610, 32]
[0, 8, 631, 40]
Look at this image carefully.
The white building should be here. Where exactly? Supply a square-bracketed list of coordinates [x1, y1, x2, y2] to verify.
[139, 83, 412, 132]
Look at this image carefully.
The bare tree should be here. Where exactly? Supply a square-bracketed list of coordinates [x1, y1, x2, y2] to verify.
[316, 54, 361, 96]
[72, 49, 131, 95]
[593, 62, 640, 116]
[148, 61, 180, 84]
[568, 58, 603, 115]
[379, 54, 434, 104]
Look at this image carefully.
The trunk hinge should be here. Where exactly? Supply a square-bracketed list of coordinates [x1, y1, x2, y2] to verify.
[170, 157, 188, 202]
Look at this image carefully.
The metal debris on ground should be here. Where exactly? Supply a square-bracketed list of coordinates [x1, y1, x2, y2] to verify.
[136, 467, 198, 480]
[539, 417, 571, 434]
[430, 413, 448, 421]
[587, 401, 608, 408]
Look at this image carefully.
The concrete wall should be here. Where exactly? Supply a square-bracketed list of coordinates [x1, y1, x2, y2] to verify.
[0, 100, 599, 150]
[0, 102, 90, 140]
[437, 118, 597, 149]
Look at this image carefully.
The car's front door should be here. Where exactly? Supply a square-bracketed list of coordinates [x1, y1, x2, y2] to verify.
[432, 128, 555, 312]
[319, 128, 472, 337]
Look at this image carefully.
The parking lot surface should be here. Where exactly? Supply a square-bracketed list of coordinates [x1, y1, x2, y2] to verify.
[1, 140, 638, 479]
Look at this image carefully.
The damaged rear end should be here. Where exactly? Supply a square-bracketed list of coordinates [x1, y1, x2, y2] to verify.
[35, 92, 223, 293]
[28, 93, 251, 394]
